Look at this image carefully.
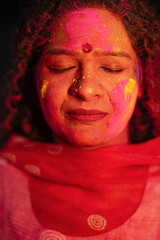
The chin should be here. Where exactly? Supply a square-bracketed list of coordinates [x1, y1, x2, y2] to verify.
[63, 134, 108, 149]
[53, 126, 118, 149]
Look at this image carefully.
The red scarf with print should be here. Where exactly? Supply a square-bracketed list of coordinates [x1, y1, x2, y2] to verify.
[1, 134, 160, 237]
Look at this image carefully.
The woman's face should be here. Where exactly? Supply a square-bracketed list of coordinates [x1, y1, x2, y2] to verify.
[36, 8, 141, 148]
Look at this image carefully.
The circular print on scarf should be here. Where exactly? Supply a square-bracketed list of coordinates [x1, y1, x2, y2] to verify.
[39, 230, 66, 240]
[24, 164, 41, 176]
[48, 145, 63, 155]
[1, 153, 16, 163]
[87, 214, 107, 231]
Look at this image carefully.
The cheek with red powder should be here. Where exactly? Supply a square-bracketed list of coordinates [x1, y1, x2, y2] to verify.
[107, 78, 138, 134]
[123, 78, 139, 120]
[110, 78, 138, 115]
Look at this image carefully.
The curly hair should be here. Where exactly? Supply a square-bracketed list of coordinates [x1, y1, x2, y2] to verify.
[1, 0, 160, 144]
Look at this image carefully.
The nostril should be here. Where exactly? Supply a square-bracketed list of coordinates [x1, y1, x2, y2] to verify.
[69, 73, 103, 101]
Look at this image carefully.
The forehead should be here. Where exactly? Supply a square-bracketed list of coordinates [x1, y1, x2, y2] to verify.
[48, 8, 135, 56]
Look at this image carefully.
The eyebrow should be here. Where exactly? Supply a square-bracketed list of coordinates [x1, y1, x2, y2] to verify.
[94, 50, 132, 59]
[46, 48, 132, 59]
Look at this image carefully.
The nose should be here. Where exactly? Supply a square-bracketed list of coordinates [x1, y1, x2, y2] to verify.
[69, 68, 103, 101]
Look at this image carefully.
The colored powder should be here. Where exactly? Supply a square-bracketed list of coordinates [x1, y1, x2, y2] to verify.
[40, 80, 49, 99]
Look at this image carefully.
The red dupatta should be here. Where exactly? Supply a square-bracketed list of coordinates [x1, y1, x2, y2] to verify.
[1, 134, 160, 237]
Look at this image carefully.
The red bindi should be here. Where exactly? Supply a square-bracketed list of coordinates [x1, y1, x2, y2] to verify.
[82, 42, 93, 53]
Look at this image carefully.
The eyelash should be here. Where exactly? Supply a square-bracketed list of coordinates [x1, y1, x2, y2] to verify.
[48, 66, 76, 73]
[48, 65, 124, 74]
[101, 67, 124, 73]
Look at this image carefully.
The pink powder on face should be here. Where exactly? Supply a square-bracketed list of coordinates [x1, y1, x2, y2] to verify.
[63, 9, 112, 49]
[111, 80, 129, 105]
[110, 78, 138, 125]
[82, 42, 93, 53]
[103, 79, 138, 142]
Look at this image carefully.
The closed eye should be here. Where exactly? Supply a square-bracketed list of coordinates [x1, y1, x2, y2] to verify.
[101, 67, 124, 73]
[48, 66, 76, 73]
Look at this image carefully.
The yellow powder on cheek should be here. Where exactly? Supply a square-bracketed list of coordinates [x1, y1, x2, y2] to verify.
[123, 78, 138, 120]
[125, 78, 138, 104]
[40, 79, 50, 99]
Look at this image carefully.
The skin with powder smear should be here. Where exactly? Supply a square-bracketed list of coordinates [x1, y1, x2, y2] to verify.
[109, 78, 138, 138]
[36, 8, 141, 149]
[40, 79, 50, 99]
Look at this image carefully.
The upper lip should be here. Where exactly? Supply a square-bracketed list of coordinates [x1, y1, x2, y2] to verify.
[68, 109, 107, 115]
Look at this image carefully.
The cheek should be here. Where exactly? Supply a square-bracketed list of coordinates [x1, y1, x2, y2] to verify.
[37, 65, 50, 99]
[110, 78, 138, 118]
[36, 67, 69, 129]
[38, 70, 66, 103]
[40, 79, 50, 99]
[39, 86, 63, 130]
[110, 79, 128, 106]
[124, 78, 138, 106]
[39, 79, 69, 120]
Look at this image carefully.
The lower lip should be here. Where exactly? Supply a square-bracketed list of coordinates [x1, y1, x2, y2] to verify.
[68, 113, 107, 122]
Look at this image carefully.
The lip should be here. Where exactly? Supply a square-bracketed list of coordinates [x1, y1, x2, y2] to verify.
[67, 109, 107, 122]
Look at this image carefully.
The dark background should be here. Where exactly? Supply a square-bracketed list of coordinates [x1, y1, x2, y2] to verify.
[0, 0, 35, 146]
[0, 0, 35, 79]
